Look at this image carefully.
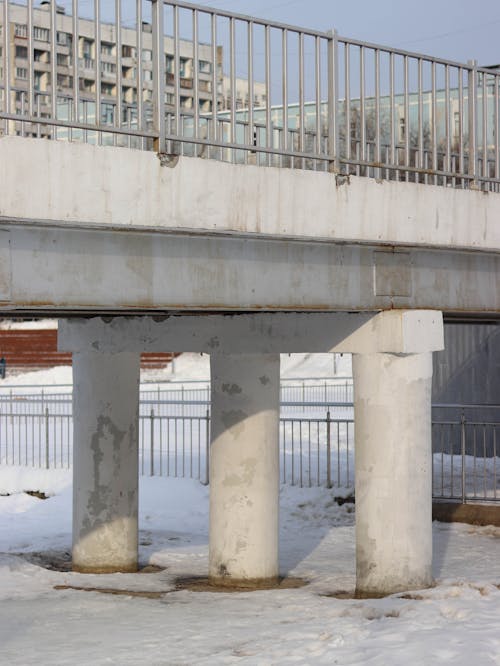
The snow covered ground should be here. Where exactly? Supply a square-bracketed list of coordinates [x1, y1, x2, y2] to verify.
[1, 354, 500, 664]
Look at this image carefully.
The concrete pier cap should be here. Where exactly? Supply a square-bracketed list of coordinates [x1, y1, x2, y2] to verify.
[59, 309, 443, 588]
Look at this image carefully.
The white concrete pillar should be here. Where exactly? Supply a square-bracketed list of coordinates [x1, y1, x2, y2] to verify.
[72, 351, 140, 573]
[209, 353, 280, 585]
[353, 351, 433, 597]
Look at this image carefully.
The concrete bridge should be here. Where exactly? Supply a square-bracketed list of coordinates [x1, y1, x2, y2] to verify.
[2, 0, 500, 597]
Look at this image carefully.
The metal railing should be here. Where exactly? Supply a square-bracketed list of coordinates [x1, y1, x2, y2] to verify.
[0, 406, 354, 490]
[2, 390, 500, 501]
[1, 0, 500, 190]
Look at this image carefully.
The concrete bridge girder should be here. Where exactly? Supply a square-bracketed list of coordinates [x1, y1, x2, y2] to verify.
[62, 311, 443, 596]
[0, 226, 499, 313]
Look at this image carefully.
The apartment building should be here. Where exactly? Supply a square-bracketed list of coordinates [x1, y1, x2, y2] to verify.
[0, 0, 223, 140]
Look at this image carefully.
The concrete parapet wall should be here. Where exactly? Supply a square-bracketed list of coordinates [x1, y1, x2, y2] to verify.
[1, 137, 500, 253]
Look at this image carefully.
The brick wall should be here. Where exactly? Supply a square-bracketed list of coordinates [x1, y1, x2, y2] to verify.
[0, 329, 178, 370]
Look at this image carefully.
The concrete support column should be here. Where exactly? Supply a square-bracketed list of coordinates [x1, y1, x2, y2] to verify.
[209, 353, 280, 585]
[72, 351, 141, 573]
[353, 351, 434, 597]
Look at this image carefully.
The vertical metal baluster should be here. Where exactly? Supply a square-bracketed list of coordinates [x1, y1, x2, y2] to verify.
[345, 42, 351, 173]
[468, 59, 478, 188]
[228, 15, 236, 157]
[308, 420, 311, 487]
[337, 421, 340, 487]
[265, 23, 271, 166]
[418, 57, 423, 181]
[458, 66, 464, 184]
[360, 46, 366, 173]
[281, 28, 287, 160]
[326, 411, 331, 488]
[495, 73, 499, 184]
[298, 31, 305, 168]
[72, 0, 79, 127]
[150, 408, 154, 476]
[45, 408, 49, 470]
[152, 0, 165, 153]
[2, 0, 10, 134]
[192, 9, 199, 156]
[248, 20, 255, 161]
[482, 69, 488, 182]
[50, 0, 57, 137]
[27, 0, 34, 123]
[445, 64, 451, 184]
[210, 12, 217, 147]
[314, 35, 321, 162]
[316, 421, 320, 486]
[94, 0, 101, 143]
[291, 422, 294, 485]
[173, 4, 180, 146]
[136, 0, 143, 146]
[374, 48, 381, 179]
[403, 54, 409, 181]
[115, 0, 122, 141]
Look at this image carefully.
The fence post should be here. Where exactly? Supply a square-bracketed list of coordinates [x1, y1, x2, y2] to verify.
[203, 408, 210, 485]
[461, 411, 466, 503]
[326, 410, 332, 488]
[327, 28, 339, 173]
[45, 407, 50, 470]
[150, 408, 155, 477]
[151, 0, 166, 154]
[467, 59, 478, 189]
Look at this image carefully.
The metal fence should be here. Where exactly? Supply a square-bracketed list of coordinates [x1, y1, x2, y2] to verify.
[0, 405, 354, 490]
[1, 0, 499, 190]
[2, 389, 500, 502]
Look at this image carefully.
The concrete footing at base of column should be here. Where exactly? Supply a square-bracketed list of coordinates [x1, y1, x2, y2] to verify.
[353, 351, 434, 597]
[209, 353, 280, 585]
[72, 351, 140, 573]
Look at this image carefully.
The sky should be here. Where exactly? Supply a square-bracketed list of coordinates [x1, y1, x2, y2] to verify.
[182, 0, 500, 68]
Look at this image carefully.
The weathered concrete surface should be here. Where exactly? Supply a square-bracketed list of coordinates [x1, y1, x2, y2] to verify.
[0, 226, 499, 313]
[209, 353, 280, 583]
[353, 351, 435, 597]
[58, 311, 444, 355]
[72, 351, 140, 573]
[1, 136, 500, 253]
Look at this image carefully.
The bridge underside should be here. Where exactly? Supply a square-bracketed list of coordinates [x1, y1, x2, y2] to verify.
[2, 139, 499, 597]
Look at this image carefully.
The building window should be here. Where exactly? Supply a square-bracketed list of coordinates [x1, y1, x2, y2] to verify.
[101, 103, 115, 124]
[57, 53, 70, 67]
[101, 42, 114, 56]
[33, 27, 50, 42]
[179, 57, 191, 78]
[57, 74, 73, 89]
[57, 31, 71, 47]
[165, 55, 174, 74]
[143, 69, 153, 82]
[101, 61, 116, 75]
[122, 45, 136, 59]
[15, 45, 28, 59]
[180, 95, 192, 109]
[16, 67, 28, 80]
[142, 49, 152, 62]
[101, 82, 114, 96]
[165, 92, 174, 105]
[34, 49, 49, 63]
[199, 60, 211, 74]
[82, 38, 93, 59]
[15, 24, 28, 38]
